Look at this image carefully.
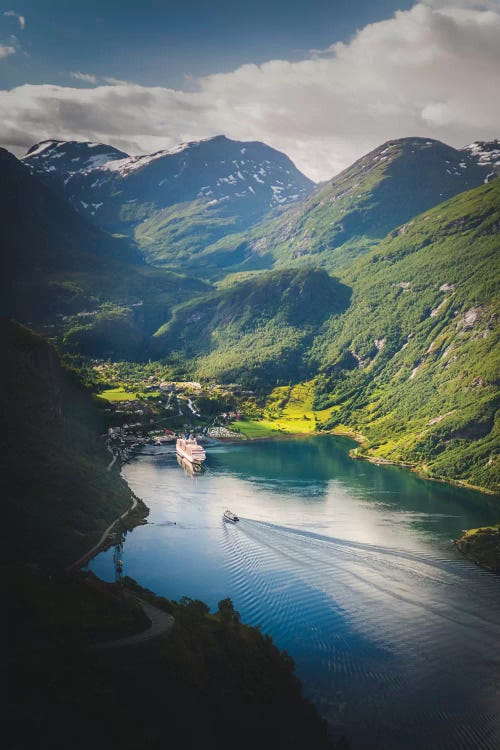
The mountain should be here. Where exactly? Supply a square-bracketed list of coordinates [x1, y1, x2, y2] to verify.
[23, 138, 128, 178]
[0, 146, 138, 324]
[23, 135, 315, 270]
[200, 137, 496, 275]
[152, 268, 351, 386]
[9, 134, 499, 492]
[462, 139, 500, 176]
[0, 319, 142, 565]
[146, 177, 499, 492]
[0, 146, 140, 275]
[0, 148, 209, 357]
[312, 178, 500, 493]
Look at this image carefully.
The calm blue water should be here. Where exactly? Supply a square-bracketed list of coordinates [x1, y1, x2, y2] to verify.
[89, 435, 500, 750]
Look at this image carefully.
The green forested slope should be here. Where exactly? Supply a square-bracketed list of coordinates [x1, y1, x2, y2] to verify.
[312, 179, 500, 492]
[152, 268, 351, 386]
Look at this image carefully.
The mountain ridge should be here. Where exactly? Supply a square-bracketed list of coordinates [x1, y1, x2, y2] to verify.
[23, 134, 315, 267]
[0, 147, 210, 357]
[197, 136, 497, 275]
[5, 133, 499, 493]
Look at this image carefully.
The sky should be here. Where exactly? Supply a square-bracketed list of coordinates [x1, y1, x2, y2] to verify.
[0, 0, 499, 180]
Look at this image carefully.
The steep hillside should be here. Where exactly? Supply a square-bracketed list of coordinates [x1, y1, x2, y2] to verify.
[0, 149, 209, 358]
[6, 567, 336, 750]
[0, 147, 140, 278]
[152, 268, 350, 386]
[202, 137, 495, 275]
[311, 179, 500, 493]
[0, 319, 143, 565]
[23, 135, 314, 269]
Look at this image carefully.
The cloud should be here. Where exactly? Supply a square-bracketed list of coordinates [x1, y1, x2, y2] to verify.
[70, 72, 98, 84]
[0, 44, 15, 58]
[424, 1, 499, 8]
[1, 2, 499, 179]
[3, 10, 25, 29]
[101, 76, 134, 86]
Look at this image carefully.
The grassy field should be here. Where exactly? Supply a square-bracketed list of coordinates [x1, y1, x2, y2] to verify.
[262, 381, 338, 434]
[98, 387, 138, 401]
[461, 524, 500, 538]
[231, 420, 278, 438]
[233, 381, 338, 437]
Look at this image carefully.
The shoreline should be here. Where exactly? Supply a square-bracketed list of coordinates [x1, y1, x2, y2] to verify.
[350, 447, 499, 497]
[223, 423, 498, 498]
[454, 525, 500, 573]
[67, 492, 148, 572]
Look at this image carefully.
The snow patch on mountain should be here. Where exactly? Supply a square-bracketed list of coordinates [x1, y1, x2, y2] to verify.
[23, 140, 127, 176]
[462, 140, 500, 175]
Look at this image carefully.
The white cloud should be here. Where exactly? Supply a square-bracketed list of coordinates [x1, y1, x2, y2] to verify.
[102, 76, 134, 86]
[70, 72, 98, 84]
[1, 2, 499, 179]
[3, 10, 25, 29]
[0, 44, 15, 58]
[424, 1, 499, 8]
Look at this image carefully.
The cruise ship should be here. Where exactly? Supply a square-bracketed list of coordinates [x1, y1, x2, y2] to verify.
[175, 434, 206, 464]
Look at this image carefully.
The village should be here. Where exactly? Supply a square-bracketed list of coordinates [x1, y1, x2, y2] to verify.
[91, 361, 262, 466]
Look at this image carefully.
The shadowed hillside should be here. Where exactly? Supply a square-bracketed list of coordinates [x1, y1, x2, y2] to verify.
[0, 149, 210, 358]
[152, 267, 351, 386]
[0, 319, 141, 565]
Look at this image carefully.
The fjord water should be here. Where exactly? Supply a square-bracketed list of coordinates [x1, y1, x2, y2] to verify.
[89, 436, 500, 749]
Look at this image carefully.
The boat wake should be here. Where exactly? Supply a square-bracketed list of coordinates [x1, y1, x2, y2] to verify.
[222, 518, 500, 750]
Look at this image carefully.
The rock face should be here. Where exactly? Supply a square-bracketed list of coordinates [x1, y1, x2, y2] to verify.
[455, 526, 500, 572]
[23, 135, 315, 268]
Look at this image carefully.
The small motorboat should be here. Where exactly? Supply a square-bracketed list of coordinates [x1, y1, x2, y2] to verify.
[223, 510, 239, 523]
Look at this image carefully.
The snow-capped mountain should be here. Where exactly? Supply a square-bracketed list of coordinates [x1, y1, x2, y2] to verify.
[462, 140, 500, 178]
[202, 136, 497, 274]
[23, 140, 128, 179]
[22, 136, 315, 266]
[23, 135, 314, 215]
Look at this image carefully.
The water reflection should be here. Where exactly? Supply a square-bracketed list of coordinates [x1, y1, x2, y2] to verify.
[176, 453, 204, 476]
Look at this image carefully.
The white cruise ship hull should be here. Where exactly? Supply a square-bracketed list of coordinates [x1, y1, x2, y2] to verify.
[176, 443, 206, 464]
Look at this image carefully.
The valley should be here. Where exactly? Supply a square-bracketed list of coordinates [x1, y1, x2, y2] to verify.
[2, 129, 499, 750]
[0, 129, 500, 748]
[2, 134, 498, 496]
[4, 3, 500, 748]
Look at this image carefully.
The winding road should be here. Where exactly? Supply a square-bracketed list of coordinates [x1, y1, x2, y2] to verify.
[67, 495, 138, 572]
[90, 598, 174, 650]
[67, 493, 175, 648]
